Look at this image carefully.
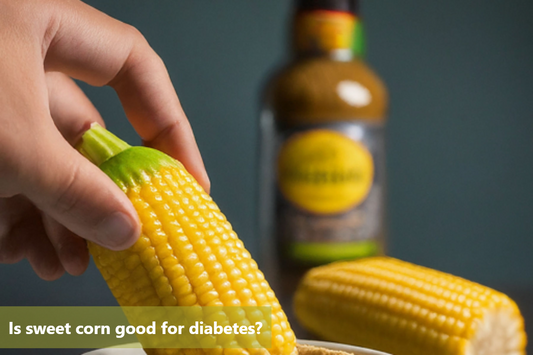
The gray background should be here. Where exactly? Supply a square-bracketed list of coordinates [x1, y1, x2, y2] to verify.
[1, 1, 533, 354]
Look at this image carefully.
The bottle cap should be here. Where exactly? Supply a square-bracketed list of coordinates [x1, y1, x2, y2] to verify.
[296, 0, 359, 15]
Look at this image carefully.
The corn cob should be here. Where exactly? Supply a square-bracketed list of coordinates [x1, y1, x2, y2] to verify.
[294, 257, 527, 355]
[77, 124, 296, 355]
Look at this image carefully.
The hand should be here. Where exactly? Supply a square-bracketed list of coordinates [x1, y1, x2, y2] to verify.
[0, 0, 210, 280]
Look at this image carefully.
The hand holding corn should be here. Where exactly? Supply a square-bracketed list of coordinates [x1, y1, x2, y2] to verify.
[0, 0, 208, 279]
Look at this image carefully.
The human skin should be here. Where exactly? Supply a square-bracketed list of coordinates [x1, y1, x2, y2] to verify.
[0, 0, 210, 280]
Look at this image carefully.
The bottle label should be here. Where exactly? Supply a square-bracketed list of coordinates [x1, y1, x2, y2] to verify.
[294, 10, 357, 53]
[278, 129, 373, 214]
[276, 121, 385, 264]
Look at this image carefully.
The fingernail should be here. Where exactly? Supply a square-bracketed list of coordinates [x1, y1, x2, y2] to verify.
[96, 212, 138, 250]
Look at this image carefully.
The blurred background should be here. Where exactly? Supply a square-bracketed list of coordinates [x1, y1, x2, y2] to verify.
[1, 0, 533, 353]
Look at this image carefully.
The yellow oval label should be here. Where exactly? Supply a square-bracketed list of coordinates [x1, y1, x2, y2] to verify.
[277, 129, 374, 215]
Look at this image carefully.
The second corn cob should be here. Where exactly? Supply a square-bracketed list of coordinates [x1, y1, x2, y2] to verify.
[294, 257, 526, 355]
[77, 124, 296, 355]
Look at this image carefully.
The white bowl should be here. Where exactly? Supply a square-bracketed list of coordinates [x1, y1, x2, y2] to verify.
[297, 340, 389, 355]
[83, 339, 390, 355]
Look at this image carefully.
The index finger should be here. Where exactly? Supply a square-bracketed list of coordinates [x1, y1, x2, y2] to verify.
[43, 0, 210, 192]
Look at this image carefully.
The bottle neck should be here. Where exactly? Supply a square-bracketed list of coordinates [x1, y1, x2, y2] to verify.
[292, 10, 364, 61]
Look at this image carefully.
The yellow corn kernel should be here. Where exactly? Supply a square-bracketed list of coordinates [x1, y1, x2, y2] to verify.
[89, 166, 295, 355]
[294, 257, 527, 355]
[78, 124, 296, 355]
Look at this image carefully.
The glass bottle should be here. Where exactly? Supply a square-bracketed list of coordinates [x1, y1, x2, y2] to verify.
[258, 0, 388, 297]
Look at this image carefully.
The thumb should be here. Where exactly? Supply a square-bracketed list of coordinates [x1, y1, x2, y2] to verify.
[23, 138, 140, 251]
